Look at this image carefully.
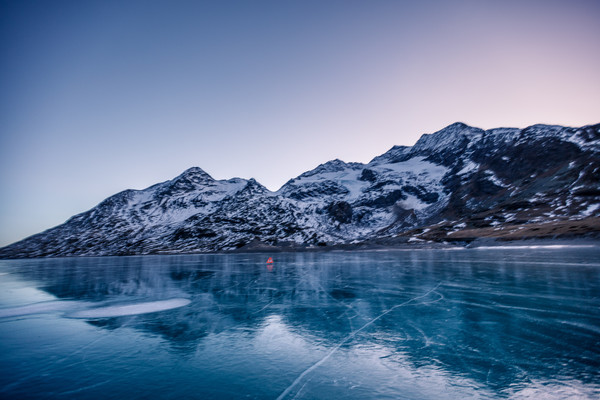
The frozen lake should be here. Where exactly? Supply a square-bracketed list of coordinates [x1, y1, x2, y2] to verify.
[1, 248, 599, 399]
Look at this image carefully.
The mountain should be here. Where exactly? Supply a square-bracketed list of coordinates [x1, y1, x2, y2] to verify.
[1, 122, 599, 258]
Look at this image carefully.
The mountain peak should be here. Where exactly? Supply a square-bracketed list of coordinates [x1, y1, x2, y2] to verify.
[411, 122, 484, 155]
[442, 121, 471, 130]
[176, 167, 214, 181]
[369, 145, 411, 165]
[297, 159, 355, 179]
[154, 167, 215, 194]
[1, 122, 598, 258]
[432, 122, 483, 136]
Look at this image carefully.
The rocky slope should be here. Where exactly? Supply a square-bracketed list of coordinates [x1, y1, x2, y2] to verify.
[1, 122, 599, 258]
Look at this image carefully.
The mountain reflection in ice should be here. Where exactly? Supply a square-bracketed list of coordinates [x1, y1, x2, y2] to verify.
[0, 249, 599, 399]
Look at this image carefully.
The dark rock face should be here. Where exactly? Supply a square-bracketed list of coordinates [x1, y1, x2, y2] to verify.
[1, 123, 599, 258]
[359, 169, 377, 182]
[326, 201, 353, 223]
[359, 190, 405, 208]
[392, 206, 418, 226]
[472, 174, 503, 196]
[402, 185, 439, 204]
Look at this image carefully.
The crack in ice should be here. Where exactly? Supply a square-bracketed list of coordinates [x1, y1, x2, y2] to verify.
[276, 282, 443, 400]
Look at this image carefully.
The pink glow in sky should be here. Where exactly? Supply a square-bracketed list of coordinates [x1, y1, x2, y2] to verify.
[0, 0, 599, 246]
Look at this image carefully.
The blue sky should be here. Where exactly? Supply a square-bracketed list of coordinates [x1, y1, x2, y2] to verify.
[1, 0, 599, 246]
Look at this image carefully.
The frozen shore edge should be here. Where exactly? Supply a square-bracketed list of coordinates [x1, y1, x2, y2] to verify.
[3, 236, 600, 260]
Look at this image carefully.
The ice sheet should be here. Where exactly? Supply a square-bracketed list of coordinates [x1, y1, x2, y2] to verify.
[69, 298, 191, 318]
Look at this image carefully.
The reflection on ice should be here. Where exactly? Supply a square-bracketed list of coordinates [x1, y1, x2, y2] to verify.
[261, 315, 496, 400]
[0, 249, 599, 399]
[276, 283, 444, 400]
[508, 379, 600, 400]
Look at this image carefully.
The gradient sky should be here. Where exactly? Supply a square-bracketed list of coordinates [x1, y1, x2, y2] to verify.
[1, 0, 599, 246]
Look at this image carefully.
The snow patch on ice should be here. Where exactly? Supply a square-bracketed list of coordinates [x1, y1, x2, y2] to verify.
[69, 298, 191, 319]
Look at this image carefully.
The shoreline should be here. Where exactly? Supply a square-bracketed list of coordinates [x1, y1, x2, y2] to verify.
[228, 236, 600, 253]
[2, 236, 599, 260]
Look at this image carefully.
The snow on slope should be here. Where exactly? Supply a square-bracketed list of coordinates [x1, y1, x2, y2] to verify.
[0, 122, 598, 258]
[278, 155, 449, 239]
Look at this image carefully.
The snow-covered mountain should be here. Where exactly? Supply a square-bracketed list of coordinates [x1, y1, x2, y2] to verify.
[1, 122, 599, 258]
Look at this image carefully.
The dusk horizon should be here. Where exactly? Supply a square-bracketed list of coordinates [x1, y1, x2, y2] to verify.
[1, 0, 599, 246]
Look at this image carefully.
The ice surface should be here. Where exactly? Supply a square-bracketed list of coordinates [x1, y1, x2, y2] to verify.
[0, 301, 74, 318]
[1, 251, 599, 399]
[508, 379, 600, 400]
[69, 298, 191, 318]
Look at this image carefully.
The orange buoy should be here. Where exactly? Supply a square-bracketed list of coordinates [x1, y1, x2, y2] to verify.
[266, 257, 273, 264]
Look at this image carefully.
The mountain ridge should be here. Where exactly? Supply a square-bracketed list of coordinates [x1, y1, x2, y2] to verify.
[2, 122, 599, 258]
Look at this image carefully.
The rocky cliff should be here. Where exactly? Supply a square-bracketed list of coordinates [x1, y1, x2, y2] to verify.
[1, 122, 599, 258]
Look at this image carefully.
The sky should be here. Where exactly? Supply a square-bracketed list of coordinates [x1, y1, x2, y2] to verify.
[1, 0, 599, 246]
